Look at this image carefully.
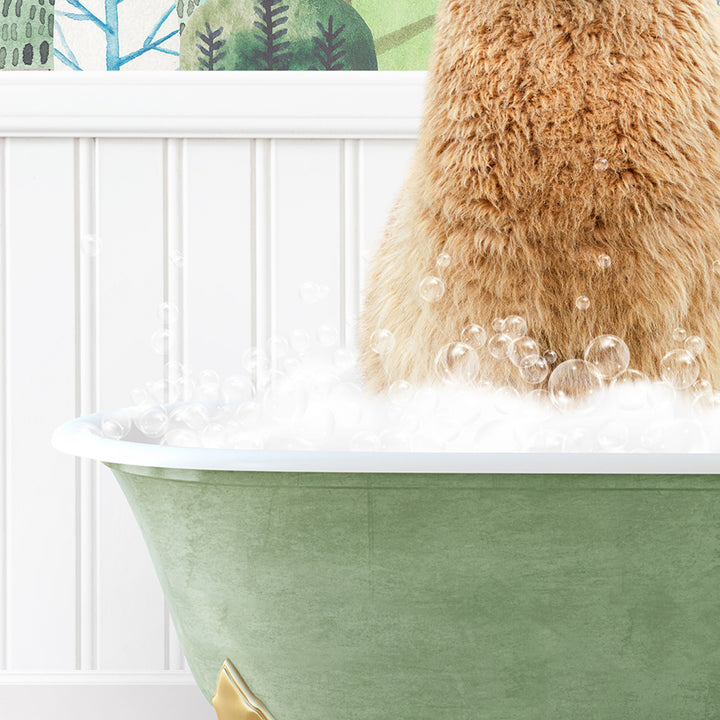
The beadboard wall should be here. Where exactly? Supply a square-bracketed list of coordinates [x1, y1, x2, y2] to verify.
[0, 73, 423, 719]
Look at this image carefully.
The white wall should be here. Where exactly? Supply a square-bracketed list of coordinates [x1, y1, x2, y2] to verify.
[0, 73, 422, 719]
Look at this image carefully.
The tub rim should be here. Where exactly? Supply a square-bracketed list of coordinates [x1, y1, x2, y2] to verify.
[52, 411, 720, 474]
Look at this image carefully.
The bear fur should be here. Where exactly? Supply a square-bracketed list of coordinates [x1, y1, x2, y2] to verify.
[359, 0, 720, 392]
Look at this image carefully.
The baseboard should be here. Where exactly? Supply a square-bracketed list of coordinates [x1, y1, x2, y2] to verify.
[0, 675, 216, 720]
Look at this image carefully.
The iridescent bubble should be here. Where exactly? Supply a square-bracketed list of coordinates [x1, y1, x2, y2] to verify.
[419, 276, 445, 303]
[291, 329, 311, 354]
[597, 254, 611, 270]
[151, 329, 169, 355]
[684, 335, 706, 357]
[101, 411, 131, 440]
[509, 336, 540, 367]
[692, 379, 713, 399]
[370, 329, 396, 355]
[584, 335, 630, 379]
[543, 350, 558, 365]
[575, 296, 591, 311]
[672, 327, 687, 344]
[548, 359, 603, 411]
[594, 157, 609, 171]
[135, 405, 169, 438]
[318, 324, 339, 348]
[299, 281, 329, 304]
[660, 349, 700, 389]
[487, 333, 512, 359]
[491, 317, 505, 333]
[222, 375, 255, 405]
[436, 251, 451, 269]
[461, 324, 487, 350]
[519, 355, 550, 385]
[504, 315, 527, 339]
[435, 342, 480, 385]
[388, 379, 414, 405]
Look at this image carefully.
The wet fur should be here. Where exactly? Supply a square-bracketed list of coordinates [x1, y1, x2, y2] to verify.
[359, 0, 720, 391]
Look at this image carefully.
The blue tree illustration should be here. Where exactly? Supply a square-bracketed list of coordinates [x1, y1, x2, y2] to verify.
[54, 0, 179, 70]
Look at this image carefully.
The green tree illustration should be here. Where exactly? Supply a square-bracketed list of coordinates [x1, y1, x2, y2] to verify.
[195, 21, 225, 69]
[310, 15, 346, 70]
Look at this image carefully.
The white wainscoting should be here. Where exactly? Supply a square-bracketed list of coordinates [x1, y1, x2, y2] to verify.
[0, 73, 422, 719]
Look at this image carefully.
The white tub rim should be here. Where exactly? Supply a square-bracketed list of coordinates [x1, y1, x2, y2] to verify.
[51, 412, 720, 475]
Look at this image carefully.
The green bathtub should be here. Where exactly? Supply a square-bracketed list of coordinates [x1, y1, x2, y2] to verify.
[54, 414, 720, 719]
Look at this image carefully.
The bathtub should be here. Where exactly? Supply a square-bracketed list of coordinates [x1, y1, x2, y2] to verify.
[53, 412, 720, 719]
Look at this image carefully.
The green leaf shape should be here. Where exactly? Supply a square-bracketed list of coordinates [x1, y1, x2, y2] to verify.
[180, 0, 377, 71]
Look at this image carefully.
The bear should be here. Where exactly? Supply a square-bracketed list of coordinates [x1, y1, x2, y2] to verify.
[359, 0, 720, 394]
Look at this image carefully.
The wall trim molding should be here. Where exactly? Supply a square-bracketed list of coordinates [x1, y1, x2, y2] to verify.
[0, 72, 426, 139]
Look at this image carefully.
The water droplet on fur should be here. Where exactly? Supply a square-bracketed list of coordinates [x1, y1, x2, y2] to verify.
[575, 296, 591, 311]
[672, 327, 687, 344]
[504, 315, 527, 339]
[519, 355, 550, 385]
[461, 324, 487, 350]
[370, 329, 396, 355]
[419, 276, 445, 303]
[684, 335, 706, 357]
[597, 254, 611, 269]
[584, 335, 630, 379]
[660, 349, 700, 389]
[594, 157, 609, 171]
[436, 251, 451, 269]
[487, 333, 512, 359]
[435, 343, 479, 384]
[548, 360, 603, 411]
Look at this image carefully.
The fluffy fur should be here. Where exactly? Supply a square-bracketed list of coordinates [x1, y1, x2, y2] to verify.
[359, 0, 720, 392]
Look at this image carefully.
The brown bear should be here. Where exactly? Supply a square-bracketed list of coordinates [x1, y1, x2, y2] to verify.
[359, 0, 720, 393]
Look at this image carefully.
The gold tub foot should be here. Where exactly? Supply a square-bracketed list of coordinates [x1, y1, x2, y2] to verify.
[213, 659, 276, 720]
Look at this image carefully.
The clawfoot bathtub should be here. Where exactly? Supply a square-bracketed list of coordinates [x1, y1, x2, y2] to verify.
[53, 413, 720, 719]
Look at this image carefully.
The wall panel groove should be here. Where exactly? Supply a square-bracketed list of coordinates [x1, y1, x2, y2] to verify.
[0, 137, 7, 673]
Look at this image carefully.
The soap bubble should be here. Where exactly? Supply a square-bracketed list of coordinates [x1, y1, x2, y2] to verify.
[101, 411, 132, 440]
[201, 423, 226, 448]
[171, 402, 210, 431]
[130, 386, 150, 406]
[370, 329, 396, 355]
[242, 348, 269, 375]
[491, 317, 505, 332]
[291, 329, 311, 354]
[584, 335, 630, 379]
[135, 405, 169, 438]
[268, 335, 290, 360]
[222, 375, 254, 405]
[684, 335, 706, 357]
[435, 342, 480, 385]
[672, 327, 687, 344]
[660, 349, 699, 389]
[265, 379, 309, 421]
[151, 329, 169, 355]
[597, 421, 629, 452]
[594, 157, 609, 171]
[461, 324, 487, 350]
[488, 333, 512, 359]
[543, 350, 558, 365]
[597, 254, 611, 270]
[388, 380, 414, 405]
[504, 315, 527, 339]
[299, 282, 329, 304]
[575, 296, 591, 311]
[519, 355, 550, 385]
[148, 378, 172, 404]
[528, 388, 550, 404]
[509, 337, 540, 367]
[436, 251, 451, 269]
[548, 359, 603, 411]
[333, 346, 357, 373]
[351, 431, 382, 452]
[692, 379, 713, 399]
[318, 324, 339, 348]
[163, 428, 199, 448]
[419, 276, 445, 303]
[611, 369, 651, 411]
